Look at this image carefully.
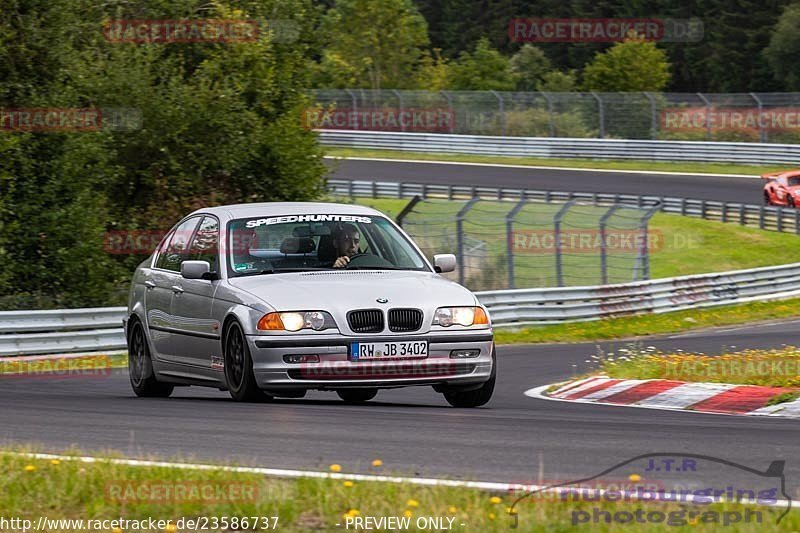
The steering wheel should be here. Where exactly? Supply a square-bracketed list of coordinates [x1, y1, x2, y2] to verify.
[345, 253, 395, 268]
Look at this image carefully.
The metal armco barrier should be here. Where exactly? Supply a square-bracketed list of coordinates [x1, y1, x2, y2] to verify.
[476, 262, 800, 326]
[3, 177, 800, 355]
[2, 260, 799, 353]
[0, 308, 127, 356]
[328, 179, 800, 234]
[319, 130, 800, 165]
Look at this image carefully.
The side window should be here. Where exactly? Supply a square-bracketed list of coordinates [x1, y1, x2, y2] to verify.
[188, 216, 219, 268]
[157, 217, 200, 272]
[153, 230, 175, 269]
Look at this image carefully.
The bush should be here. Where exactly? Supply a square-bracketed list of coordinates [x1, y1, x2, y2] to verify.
[502, 108, 596, 138]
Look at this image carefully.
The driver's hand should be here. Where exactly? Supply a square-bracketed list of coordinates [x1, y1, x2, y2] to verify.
[333, 256, 350, 268]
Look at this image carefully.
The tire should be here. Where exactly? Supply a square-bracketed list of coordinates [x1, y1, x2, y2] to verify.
[337, 388, 378, 403]
[788, 197, 796, 209]
[224, 320, 271, 402]
[127, 320, 174, 398]
[764, 191, 772, 206]
[442, 348, 496, 408]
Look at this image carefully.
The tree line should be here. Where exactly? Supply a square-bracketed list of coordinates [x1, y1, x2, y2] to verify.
[0, 0, 325, 309]
[311, 0, 800, 93]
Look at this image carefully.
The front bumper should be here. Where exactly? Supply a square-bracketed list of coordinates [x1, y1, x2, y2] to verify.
[247, 331, 494, 390]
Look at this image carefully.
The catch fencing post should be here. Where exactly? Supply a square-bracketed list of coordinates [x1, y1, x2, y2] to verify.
[345, 89, 357, 115]
[541, 91, 555, 137]
[599, 205, 621, 285]
[396, 196, 422, 228]
[634, 202, 662, 281]
[393, 89, 405, 133]
[591, 92, 605, 138]
[644, 92, 657, 139]
[554, 200, 577, 287]
[505, 197, 529, 289]
[456, 197, 481, 285]
[697, 93, 712, 140]
[491, 90, 506, 136]
[750, 92, 766, 143]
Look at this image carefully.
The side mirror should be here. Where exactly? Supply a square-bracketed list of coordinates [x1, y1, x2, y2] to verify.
[181, 260, 214, 280]
[433, 254, 456, 273]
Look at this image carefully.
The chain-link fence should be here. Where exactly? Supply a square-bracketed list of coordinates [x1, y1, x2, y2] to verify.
[398, 197, 658, 291]
[308, 90, 800, 143]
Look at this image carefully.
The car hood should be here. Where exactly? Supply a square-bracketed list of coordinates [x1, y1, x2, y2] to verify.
[227, 270, 477, 312]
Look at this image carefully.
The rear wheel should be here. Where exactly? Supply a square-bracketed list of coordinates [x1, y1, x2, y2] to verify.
[224, 321, 271, 402]
[337, 388, 378, 403]
[764, 191, 772, 206]
[128, 320, 173, 398]
[788, 196, 796, 208]
[442, 348, 496, 408]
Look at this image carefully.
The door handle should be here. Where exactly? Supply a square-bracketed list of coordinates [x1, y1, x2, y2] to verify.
[144, 280, 156, 289]
[171, 285, 184, 294]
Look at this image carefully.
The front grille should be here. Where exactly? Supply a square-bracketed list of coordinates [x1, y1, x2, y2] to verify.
[388, 308, 423, 332]
[288, 363, 477, 381]
[347, 309, 384, 333]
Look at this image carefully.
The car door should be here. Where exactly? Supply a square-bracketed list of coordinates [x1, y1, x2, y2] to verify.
[145, 216, 201, 363]
[170, 215, 223, 375]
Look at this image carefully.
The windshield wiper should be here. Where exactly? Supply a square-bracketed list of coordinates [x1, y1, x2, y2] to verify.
[236, 267, 331, 277]
[344, 265, 406, 270]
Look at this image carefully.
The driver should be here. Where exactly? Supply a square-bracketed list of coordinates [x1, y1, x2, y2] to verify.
[332, 223, 361, 268]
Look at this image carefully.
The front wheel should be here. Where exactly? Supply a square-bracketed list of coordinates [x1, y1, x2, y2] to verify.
[224, 321, 271, 402]
[337, 388, 378, 403]
[788, 196, 796, 209]
[128, 320, 173, 398]
[442, 348, 496, 408]
[764, 191, 772, 206]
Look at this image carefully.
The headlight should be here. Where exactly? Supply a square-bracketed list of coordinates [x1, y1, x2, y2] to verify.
[257, 311, 336, 331]
[432, 306, 489, 327]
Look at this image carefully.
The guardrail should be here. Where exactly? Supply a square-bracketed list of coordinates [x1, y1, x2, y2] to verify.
[3, 259, 799, 354]
[477, 262, 800, 326]
[319, 130, 800, 165]
[328, 179, 800, 234]
[3, 177, 800, 355]
[0, 308, 127, 356]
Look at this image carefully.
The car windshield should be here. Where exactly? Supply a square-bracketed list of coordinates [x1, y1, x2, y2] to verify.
[227, 214, 429, 276]
[788, 176, 800, 187]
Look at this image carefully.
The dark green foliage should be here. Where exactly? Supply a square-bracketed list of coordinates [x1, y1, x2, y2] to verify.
[0, 0, 326, 308]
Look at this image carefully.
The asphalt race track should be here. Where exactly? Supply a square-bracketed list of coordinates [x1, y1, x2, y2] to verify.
[2, 159, 797, 499]
[325, 158, 762, 204]
[2, 319, 800, 490]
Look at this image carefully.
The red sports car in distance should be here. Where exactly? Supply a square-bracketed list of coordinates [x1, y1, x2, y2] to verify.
[762, 170, 800, 207]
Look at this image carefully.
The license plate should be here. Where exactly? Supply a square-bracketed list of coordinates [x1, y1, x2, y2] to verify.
[350, 341, 428, 360]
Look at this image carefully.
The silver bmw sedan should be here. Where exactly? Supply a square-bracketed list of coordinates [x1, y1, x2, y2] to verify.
[123, 202, 495, 407]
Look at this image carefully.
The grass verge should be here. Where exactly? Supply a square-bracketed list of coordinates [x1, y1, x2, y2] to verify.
[324, 147, 779, 176]
[1, 449, 795, 532]
[597, 346, 800, 389]
[494, 298, 800, 345]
